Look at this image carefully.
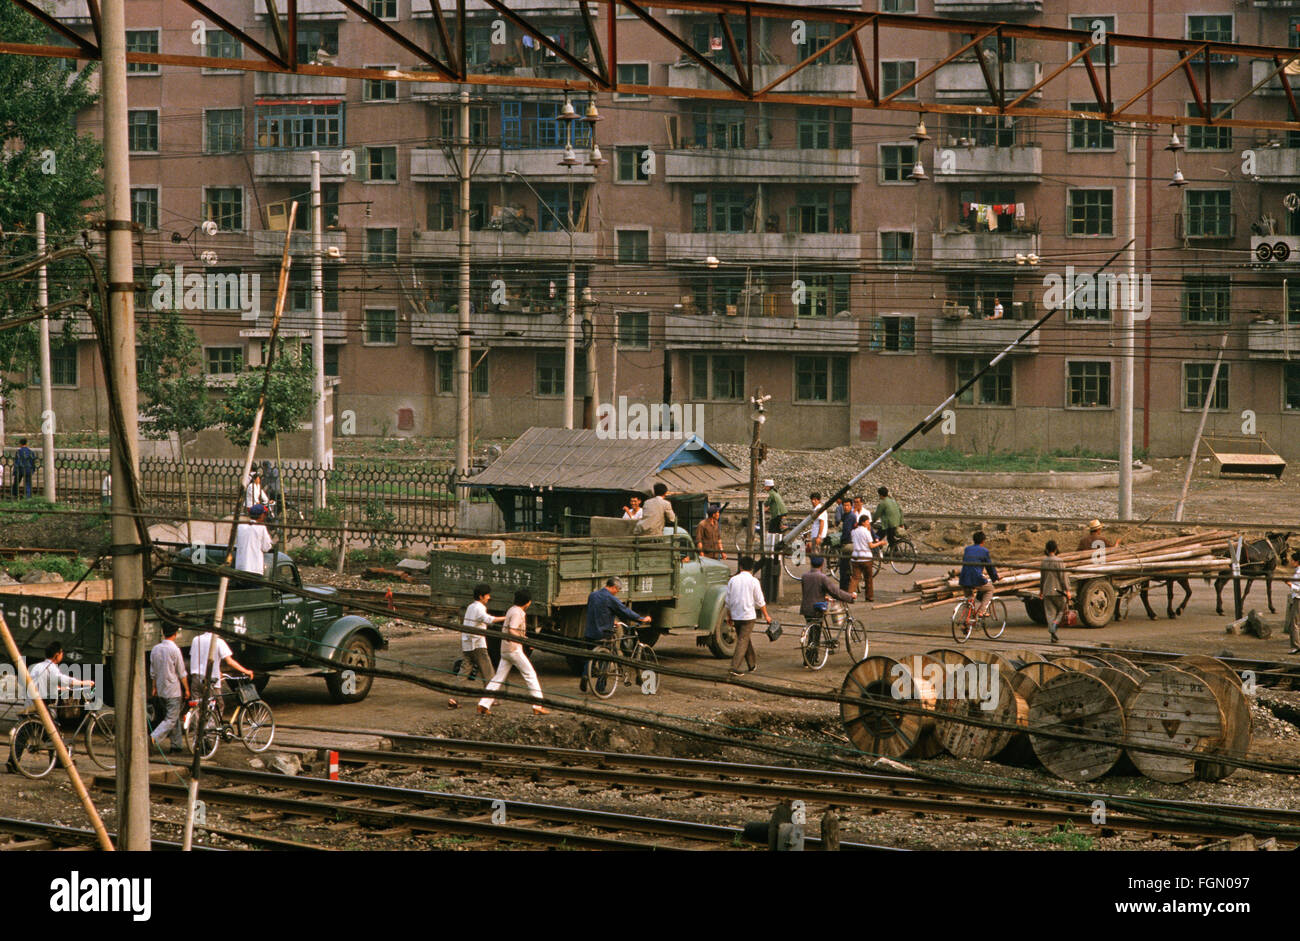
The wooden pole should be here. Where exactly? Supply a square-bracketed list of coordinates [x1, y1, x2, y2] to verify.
[1174, 334, 1228, 522]
[0, 613, 113, 851]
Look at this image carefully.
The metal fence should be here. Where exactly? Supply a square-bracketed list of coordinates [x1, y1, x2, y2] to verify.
[0, 450, 468, 538]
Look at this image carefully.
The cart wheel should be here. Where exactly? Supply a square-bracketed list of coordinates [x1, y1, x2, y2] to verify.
[1023, 596, 1047, 626]
[1077, 578, 1118, 628]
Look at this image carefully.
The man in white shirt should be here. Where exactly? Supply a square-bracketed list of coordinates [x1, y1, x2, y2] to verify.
[244, 467, 272, 516]
[190, 631, 254, 694]
[1287, 549, 1300, 654]
[235, 504, 274, 580]
[724, 556, 771, 677]
[809, 492, 829, 555]
[449, 582, 505, 709]
[621, 496, 643, 521]
[26, 641, 95, 705]
[990, 297, 1004, 320]
[849, 515, 887, 602]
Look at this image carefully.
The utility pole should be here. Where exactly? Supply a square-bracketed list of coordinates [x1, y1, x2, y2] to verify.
[102, 0, 150, 851]
[310, 152, 327, 510]
[564, 178, 576, 430]
[1119, 123, 1137, 520]
[36, 212, 55, 502]
[582, 288, 597, 428]
[456, 90, 471, 481]
[746, 388, 769, 556]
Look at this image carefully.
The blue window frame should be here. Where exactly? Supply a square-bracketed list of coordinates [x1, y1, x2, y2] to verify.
[255, 103, 343, 150]
[500, 100, 592, 150]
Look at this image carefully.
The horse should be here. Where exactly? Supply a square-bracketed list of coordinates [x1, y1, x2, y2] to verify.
[1138, 577, 1193, 619]
[1213, 532, 1293, 616]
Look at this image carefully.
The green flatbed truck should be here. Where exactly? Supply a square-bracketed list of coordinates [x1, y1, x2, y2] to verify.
[429, 524, 735, 665]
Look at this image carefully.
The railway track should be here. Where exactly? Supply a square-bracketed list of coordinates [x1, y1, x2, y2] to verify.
[0, 814, 226, 851]
[280, 723, 1300, 847]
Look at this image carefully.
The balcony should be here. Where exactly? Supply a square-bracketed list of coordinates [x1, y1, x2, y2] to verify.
[664, 148, 860, 183]
[47, 1, 95, 22]
[1250, 59, 1297, 96]
[413, 0, 588, 13]
[930, 316, 1041, 355]
[241, 309, 348, 342]
[253, 0, 346, 16]
[1174, 213, 1237, 241]
[410, 229, 598, 262]
[933, 0, 1042, 14]
[934, 145, 1042, 184]
[252, 230, 348, 257]
[410, 147, 597, 184]
[668, 62, 858, 95]
[411, 310, 565, 347]
[1246, 321, 1300, 359]
[1252, 147, 1300, 183]
[254, 149, 353, 181]
[253, 72, 346, 97]
[663, 232, 861, 264]
[931, 230, 1039, 266]
[935, 61, 1042, 102]
[662, 313, 860, 352]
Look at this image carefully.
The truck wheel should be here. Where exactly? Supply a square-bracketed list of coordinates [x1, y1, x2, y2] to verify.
[1077, 579, 1117, 629]
[706, 611, 737, 659]
[1023, 597, 1047, 626]
[325, 635, 376, 703]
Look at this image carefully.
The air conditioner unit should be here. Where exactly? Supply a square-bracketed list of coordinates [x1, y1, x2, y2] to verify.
[1253, 235, 1299, 264]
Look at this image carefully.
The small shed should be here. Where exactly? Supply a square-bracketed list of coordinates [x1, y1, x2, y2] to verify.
[461, 427, 747, 534]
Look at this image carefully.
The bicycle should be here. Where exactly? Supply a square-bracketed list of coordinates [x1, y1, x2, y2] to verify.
[950, 593, 1008, 643]
[9, 702, 116, 780]
[585, 621, 657, 700]
[872, 532, 918, 576]
[182, 675, 275, 758]
[799, 601, 867, 670]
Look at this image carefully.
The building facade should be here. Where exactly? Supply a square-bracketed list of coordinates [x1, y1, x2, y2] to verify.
[24, 0, 1300, 458]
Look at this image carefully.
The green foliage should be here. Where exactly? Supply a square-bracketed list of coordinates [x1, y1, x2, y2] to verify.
[290, 540, 334, 568]
[312, 495, 344, 528]
[1031, 823, 1095, 851]
[137, 307, 211, 441]
[898, 448, 1123, 473]
[346, 549, 370, 565]
[6, 554, 91, 583]
[361, 498, 398, 551]
[219, 342, 314, 448]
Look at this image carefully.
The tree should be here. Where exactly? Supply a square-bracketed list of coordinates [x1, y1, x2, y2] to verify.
[0, 8, 103, 427]
[219, 343, 314, 450]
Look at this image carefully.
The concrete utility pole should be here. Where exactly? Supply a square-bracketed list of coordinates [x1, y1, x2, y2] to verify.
[310, 152, 327, 509]
[36, 212, 54, 502]
[582, 288, 597, 428]
[1119, 123, 1137, 521]
[102, 0, 150, 851]
[564, 178, 576, 430]
[745, 389, 767, 556]
[456, 90, 471, 480]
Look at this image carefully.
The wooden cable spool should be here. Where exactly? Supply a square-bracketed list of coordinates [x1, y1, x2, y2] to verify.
[1092, 652, 1144, 675]
[1015, 649, 1048, 663]
[1050, 656, 1102, 672]
[1015, 660, 1070, 687]
[895, 653, 950, 759]
[1172, 655, 1243, 691]
[840, 655, 936, 759]
[1124, 668, 1227, 783]
[932, 657, 1022, 761]
[1028, 671, 1126, 782]
[963, 648, 1017, 675]
[1171, 659, 1252, 782]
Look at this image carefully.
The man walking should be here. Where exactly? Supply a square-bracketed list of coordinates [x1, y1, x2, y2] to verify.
[450, 583, 505, 708]
[477, 589, 549, 716]
[149, 624, 190, 752]
[848, 515, 886, 602]
[725, 556, 771, 677]
[695, 504, 726, 559]
[1039, 540, 1071, 644]
[837, 497, 857, 591]
[636, 482, 676, 536]
[808, 493, 828, 555]
[874, 487, 903, 549]
[1286, 549, 1300, 654]
[12, 438, 35, 499]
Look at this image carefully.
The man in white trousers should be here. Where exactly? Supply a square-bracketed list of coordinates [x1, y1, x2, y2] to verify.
[478, 588, 550, 716]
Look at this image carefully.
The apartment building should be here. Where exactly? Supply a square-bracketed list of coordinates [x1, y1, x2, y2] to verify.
[24, 0, 1300, 458]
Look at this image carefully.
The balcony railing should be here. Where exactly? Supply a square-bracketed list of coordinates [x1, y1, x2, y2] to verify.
[253, 72, 346, 97]
[1247, 320, 1300, 358]
[253, 149, 353, 181]
[410, 147, 597, 184]
[410, 229, 598, 262]
[668, 62, 858, 95]
[662, 312, 860, 352]
[411, 309, 565, 347]
[412, 0, 588, 13]
[935, 61, 1042, 101]
[252, 230, 348, 257]
[930, 316, 1041, 355]
[931, 230, 1040, 265]
[663, 232, 861, 264]
[241, 308, 348, 342]
[934, 145, 1042, 183]
[1252, 146, 1300, 182]
[1175, 212, 1237, 241]
[933, 0, 1042, 14]
[664, 148, 860, 183]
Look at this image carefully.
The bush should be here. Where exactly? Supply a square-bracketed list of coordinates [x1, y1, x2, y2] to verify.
[346, 549, 370, 565]
[7, 554, 91, 583]
[290, 540, 334, 568]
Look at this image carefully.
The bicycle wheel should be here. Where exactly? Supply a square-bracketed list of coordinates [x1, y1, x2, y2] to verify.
[889, 539, 917, 576]
[10, 719, 57, 779]
[182, 705, 221, 759]
[237, 701, 276, 752]
[982, 599, 1008, 640]
[83, 710, 116, 771]
[632, 644, 658, 689]
[801, 624, 830, 670]
[781, 539, 806, 581]
[585, 656, 619, 700]
[951, 602, 974, 643]
[843, 617, 868, 662]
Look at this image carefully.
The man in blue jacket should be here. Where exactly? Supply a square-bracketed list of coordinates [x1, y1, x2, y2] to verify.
[582, 577, 651, 691]
[959, 531, 1000, 617]
[12, 438, 35, 499]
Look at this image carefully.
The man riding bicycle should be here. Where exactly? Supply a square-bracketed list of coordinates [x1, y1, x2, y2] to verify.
[800, 556, 855, 623]
[959, 531, 1000, 617]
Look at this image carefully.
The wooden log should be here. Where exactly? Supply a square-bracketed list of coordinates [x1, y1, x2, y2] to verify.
[1125, 668, 1226, 784]
[1028, 671, 1127, 782]
[840, 655, 936, 759]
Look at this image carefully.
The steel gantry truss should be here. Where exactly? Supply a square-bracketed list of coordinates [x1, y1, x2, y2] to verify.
[6, 0, 1300, 130]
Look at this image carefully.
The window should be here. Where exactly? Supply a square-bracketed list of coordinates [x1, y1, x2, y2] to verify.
[293, 182, 341, 231]
[436, 350, 489, 395]
[126, 30, 158, 73]
[500, 100, 592, 150]
[536, 351, 586, 396]
[871, 315, 916, 353]
[537, 186, 577, 231]
[948, 273, 1016, 319]
[1183, 276, 1230, 322]
[1068, 189, 1113, 236]
[298, 343, 340, 377]
[1069, 16, 1116, 65]
[615, 146, 650, 183]
[795, 355, 849, 403]
[203, 188, 243, 231]
[881, 61, 917, 99]
[881, 0, 915, 10]
[617, 230, 649, 264]
[289, 264, 340, 311]
[957, 188, 1017, 230]
[255, 103, 343, 149]
[1184, 362, 1228, 409]
[693, 189, 749, 233]
[797, 274, 849, 318]
[429, 186, 488, 231]
[1285, 364, 1300, 410]
[692, 273, 749, 314]
[204, 28, 242, 66]
[33, 344, 78, 387]
[880, 144, 916, 184]
[128, 110, 158, 152]
[1068, 103, 1114, 150]
[364, 66, 397, 102]
[296, 24, 339, 65]
[691, 354, 745, 401]
[797, 107, 851, 150]
[440, 105, 489, 144]
[204, 109, 243, 154]
[365, 308, 398, 345]
[205, 347, 242, 375]
[880, 231, 914, 264]
[617, 311, 650, 349]
[1186, 103, 1232, 150]
[615, 63, 649, 99]
[1184, 190, 1233, 238]
[1067, 361, 1111, 408]
[130, 188, 158, 231]
[690, 21, 747, 65]
[368, 0, 397, 17]
[692, 106, 746, 149]
[946, 114, 1017, 148]
[460, 25, 491, 66]
[956, 357, 1012, 406]
[1187, 14, 1233, 43]
[1292, 15, 1300, 50]
[794, 189, 850, 234]
[366, 146, 397, 182]
[366, 228, 398, 264]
